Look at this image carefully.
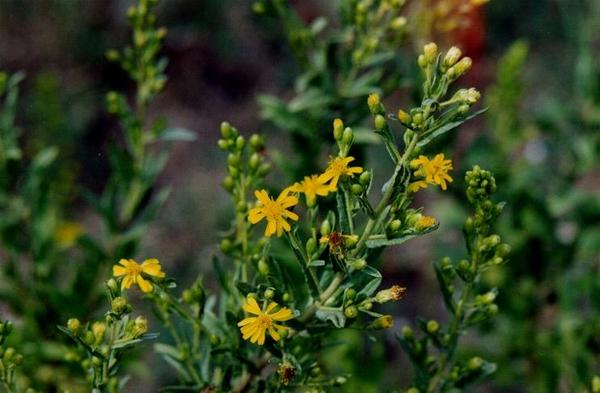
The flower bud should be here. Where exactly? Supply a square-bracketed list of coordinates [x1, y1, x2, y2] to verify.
[132, 316, 148, 337]
[496, 243, 511, 257]
[351, 184, 363, 195]
[454, 57, 472, 77]
[220, 238, 232, 253]
[92, 322, 106, 344]
[391, 16, 407, 30]
[375, 285, 406, 303]
[342, 127, 354, 145]
[249, 153, 261, 170]
[320, 220, 331, 237]
[111, 297, 128, 314]
[397, 109, 411, 124]
[367, 93, 381, 114]
[374, 114, 386, 130]
[370, 315, 394, 329]
[417, 54, 427, 68]
[249, 134, 264, 150]
[423, 42, 438, 63]
[235, 136, 245, 150]
[345, 288, 356, 301]
[402, 326, 414, 340]
[333, 118, 344, 140]
[388, 219, 402, 232]
[333, 376, 348, 386]
[257, 259, 270, 276]
[344, 305, 358, 319]
[359, 171, 371, 185]
[106, 278, 118, 293]
[351, 259, 367, 270]
[467, 356, 483, 370]
[361, 301, 372, 310]
[426, 320, 439, 334]
[407, 388, 420, 393]
[3, 347, 15, 362]
[264, 288, 275, 299]
[444, 46, 462, 67]
[220, 121, 232, 138]
[282, 292, 291, 302]
[258, 163, 272, 176]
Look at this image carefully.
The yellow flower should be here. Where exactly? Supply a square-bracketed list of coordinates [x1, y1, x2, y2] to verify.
[112, 258, 166, 293]
[320, 156, 363, 188]
[416, 215, 437, 231]
[248, 189, 299, 237]
[55, 221, 83, 248]
[409, 153, 453, 191]
[237, 297, 293, 345]
[289, 175, 336, 205]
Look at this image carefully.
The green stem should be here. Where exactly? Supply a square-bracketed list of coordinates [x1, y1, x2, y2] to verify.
[353, 133, 419, 255]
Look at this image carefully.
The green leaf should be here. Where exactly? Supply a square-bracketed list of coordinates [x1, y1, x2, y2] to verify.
[417, 108, 488, 147]
[365, 224, 439, 248]
[315, 307, 346, 328]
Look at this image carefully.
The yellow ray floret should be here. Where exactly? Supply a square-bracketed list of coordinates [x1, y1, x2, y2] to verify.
[320, 156, 363, 188]
[409, 153, 453, 192]
[237, 297, 293, 345]
[289, 174, 336, 205]
[112, 258, 166, 293]
[248, 189, 299, 237]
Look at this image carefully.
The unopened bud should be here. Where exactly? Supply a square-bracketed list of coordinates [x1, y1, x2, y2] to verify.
[444, 46, 462, 67]
[111, 297, 128, 314]
[249, 134, 264, 150]
[423, 42, 438, 63]
[264, 288, 275, 299]
[426, 320, 439, 334]
[333, 118, 344, 140]
[132, 316, 148, 337]
[352, 259, 367, 270]
[397, 109, 411, 124]
[342, 127, 354, 145]
[220, 121, 232, 138]
[320, 220, 331, 236]
[467, 356, 483, 370]
[454, 57, 472, 77]
[367, 93, 381, 114]
[359, 171, 371, 185]
[370, 315, 394, 329]
[375, 114, 386, 130]
[344, 305, 358, 319]
[351, 184, 363, 195]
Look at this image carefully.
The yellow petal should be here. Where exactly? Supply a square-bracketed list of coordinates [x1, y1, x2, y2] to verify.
[269, 307, 293, 322]
[248, 207, 265, 224]
[137, 276, 153, 293]
[113, 265, 127, 277]
[254, 190, 271, 206]
[121, 275, 134, 290]
[243, 297, 262, 315]
[237, 317, 257, 327]
[265, 219, 277, 237]
[142, 259, 165, 278]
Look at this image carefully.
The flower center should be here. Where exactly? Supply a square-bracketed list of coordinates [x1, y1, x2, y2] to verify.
[257, 315, 272, 329]
[126, 263, 143, 276]
[262, 199, 284, 219]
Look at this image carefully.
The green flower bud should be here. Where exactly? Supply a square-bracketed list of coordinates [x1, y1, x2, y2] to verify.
[67, 318, 81, 335]
[467, 356, 483, 370]
[236, 201, 247, 213]
[496, 243, 511, 257]
[235, 135, 245, 150]
[282, 292, 291, 302]
[361, 301, 372, 310]
[258, 259, 270, 276]
[220, 121, 232, 138]
[333, 118, 344, 141]
[417, 54, 427, 68]
[334, 376, 348, 386]
[252, 2, 266, 14]
[111, 297, 128, 314]
[342, 127, 354, 145]
[3, 347, 15, 362]
[351, 184, 363, 195]
[454, 57, 472, 76]
[344, 305, 359, 319]
[344, 235, 359, 248]
[426, 320, 439, 334]
[249, 134, 264, 150]
[345, 288, 356, 300]
[264, 288, 275, 299]
[92, 322, 106, 343]
[227, 154, 240, 167]
[320, 220, 331, 237]
[375, 114, 386, 130]
[412, 112, 423, 125]
[210, 333, 221, 345]
[457, 104, 470, 114]
[249, 153, 261, 169]
[222, 176, 235, 191]
[388, 219, 402, 232]
[217, 139, 228, 150]
[486, 304, 498, 317]
[352, 259, 367, 270]
[92, 356, 103, 367]
[220, 238, 232, 253]
[391, 16, 407, 30]
[359, 171, 371, 185]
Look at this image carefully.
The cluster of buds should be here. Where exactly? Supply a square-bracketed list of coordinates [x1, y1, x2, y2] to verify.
[332, 118, 356, 158]
[106, 0, 167, 107]
[0, 320, 34, 392]
[61, 281, 156, 392]
[218, 122, 269, 259]
[352, 0, 408, 65]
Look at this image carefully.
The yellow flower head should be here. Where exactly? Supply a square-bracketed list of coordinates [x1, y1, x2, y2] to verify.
[290, 175, 335, 205]
[409, 153, 453, 191]
[237, 297, 293, 345]
[320, 156, 363, 188]
[112, 258, 166, 293]
[416, 215, 437, 231]
[248, 189, 299, 237]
